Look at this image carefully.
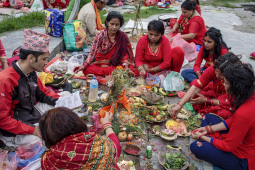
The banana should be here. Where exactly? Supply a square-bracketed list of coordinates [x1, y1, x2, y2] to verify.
[157, 104, 169, 111]
[153, 86, 158, 93]
[167, 145, 182, 151]
[159, 88, 167, 95]
[160, 111, 166, 116]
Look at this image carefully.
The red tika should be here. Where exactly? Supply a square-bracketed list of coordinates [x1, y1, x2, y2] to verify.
[193, 45, 228, 72]
[211, 95, 255, 169]
[192, 65, 233, 119]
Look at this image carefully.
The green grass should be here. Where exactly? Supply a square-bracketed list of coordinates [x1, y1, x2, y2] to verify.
[0, 6, 174, 33]
[100, 6, 175, 23]
[0, 11, 45, 34]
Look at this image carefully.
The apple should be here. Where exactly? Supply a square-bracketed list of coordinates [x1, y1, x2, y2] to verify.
[118, 131, 127, 141]
[127, 133, 133, 141]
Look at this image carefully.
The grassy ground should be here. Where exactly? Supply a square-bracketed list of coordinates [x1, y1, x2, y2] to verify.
[0, 12, 45, 34]
[101, 6, 175, 23]
[200, 0, 255, 8]
[0, 6, 174, 33]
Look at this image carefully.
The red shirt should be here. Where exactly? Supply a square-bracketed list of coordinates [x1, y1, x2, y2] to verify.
[212, 96, 255, 169]
[135, 35, 172, 70]
[0, 39, 6, 57]
[194, 46, 228, 72]
[196, 4, 201, 15]
[193, 65, 226, 96]
[177, 14, 207, 45]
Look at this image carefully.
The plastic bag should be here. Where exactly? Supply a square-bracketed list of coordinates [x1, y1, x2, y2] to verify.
[163, 71, 184, 92]
[11, 142, 45, 168]
[0, 150, 20, 170]
[66, 54, 86, 74]
[170, 33, 197, 62]
[29, 0, 44, 12]
[17, 142, 42, 160]
[50, 61, 68, 74]
[20, 158, 41, 170]
[63, 20, 87, 51]
[45, 9, 64, 37]
[145, 73, 161, 87]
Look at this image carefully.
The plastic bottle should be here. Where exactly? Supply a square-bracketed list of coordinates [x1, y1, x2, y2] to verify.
[146, 145, 152, 159]
[88, 76, 98, 102]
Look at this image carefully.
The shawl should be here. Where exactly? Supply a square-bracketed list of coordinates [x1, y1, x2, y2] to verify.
[109, 30, 131, 67]
[91, 0, 104, 31]
[41, 132, 117, 170]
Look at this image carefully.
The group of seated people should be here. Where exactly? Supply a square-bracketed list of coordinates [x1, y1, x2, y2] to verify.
[0, 0, 254, 169]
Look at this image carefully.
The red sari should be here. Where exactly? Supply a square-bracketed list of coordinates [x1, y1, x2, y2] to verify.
[41, 132, 121, 170]
[196, 4, 201, 15]
[83, 30, 139, 77]
[193, 45, 228, 72]
[170, 14, 207, 45]
[211, 95, 255, 169]
[191, 65, 233, 119]
[135, 35, 184, 73]
[42, 0, 70, 9]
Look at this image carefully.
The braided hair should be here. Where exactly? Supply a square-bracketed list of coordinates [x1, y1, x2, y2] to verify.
[203, 27, 228, 62]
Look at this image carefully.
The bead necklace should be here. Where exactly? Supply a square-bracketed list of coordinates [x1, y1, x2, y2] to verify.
[179, 11, 195, 33]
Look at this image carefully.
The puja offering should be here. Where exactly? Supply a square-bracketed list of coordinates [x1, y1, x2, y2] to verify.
[166, 119, 189, 136]
[126, 88, 142, 97]
[123, 142, 141, 156]
[141, 91, 164, 105]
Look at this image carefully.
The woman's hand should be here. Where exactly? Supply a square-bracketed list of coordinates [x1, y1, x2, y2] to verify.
[192, 127, 207, 136]
[170, 28, 176, 33]
[33, 126, 42, 138]
[170, 37, 175, 43]
[139, 70, 146, 77]
[190, 93, 207, 104]
[73, 65, 86, 74]
[191, 131, 203, 141]
[195, 71, 202, 79]
[169, 105, 182, 118]
[143, 64, 150, 72]
[100, 111, 113, 125]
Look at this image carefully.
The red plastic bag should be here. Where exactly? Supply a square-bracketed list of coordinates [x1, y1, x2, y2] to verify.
[0, 150, 20, 170]
[177, 91, 186, 98]
[17, 142, 42, 160]
[170, 33, 197, 62]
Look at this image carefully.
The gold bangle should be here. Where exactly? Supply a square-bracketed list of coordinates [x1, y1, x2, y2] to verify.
[0, 56, 7, 59]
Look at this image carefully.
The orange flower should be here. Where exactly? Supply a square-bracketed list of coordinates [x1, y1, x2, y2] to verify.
[116, 66, 123, 70]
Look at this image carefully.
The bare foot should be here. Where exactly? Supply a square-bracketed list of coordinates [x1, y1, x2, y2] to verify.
[189, 151, 203, 162]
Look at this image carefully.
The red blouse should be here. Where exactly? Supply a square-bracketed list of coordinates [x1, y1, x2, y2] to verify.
[193, 65, 226, 96]
[135, 35, 172, 70]
[0, 39, 6, 57]
[177, 14, 207, 45]
[194, 46, 228, 72]
[212, 96, 255, 169]
[196, 4, 201, 15]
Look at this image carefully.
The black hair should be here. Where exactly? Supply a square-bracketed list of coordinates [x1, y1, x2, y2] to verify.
[105, 11, 124, 30]
[148, 20, 165, 35]
[94, 0, 104, 3]
[213, 52, 241, 73]
[181, 0, 196, 11]
[223, 63, 255, 111]
[19, 48, 45, 62]
[203, 27, 228, 62]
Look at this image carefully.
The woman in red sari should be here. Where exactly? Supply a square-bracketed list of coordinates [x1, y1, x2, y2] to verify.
[190, 63, 255, 169]
[170, 0, 207, 45]
[181, 27, 228, 83]
[0, 39, 8, 70]
[42, 0, 70, 9]
[135, 20, 184, 77]
[74, 11, 138, 77]
[169, 53, 241, 120]
[40, 107, 121, 170]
